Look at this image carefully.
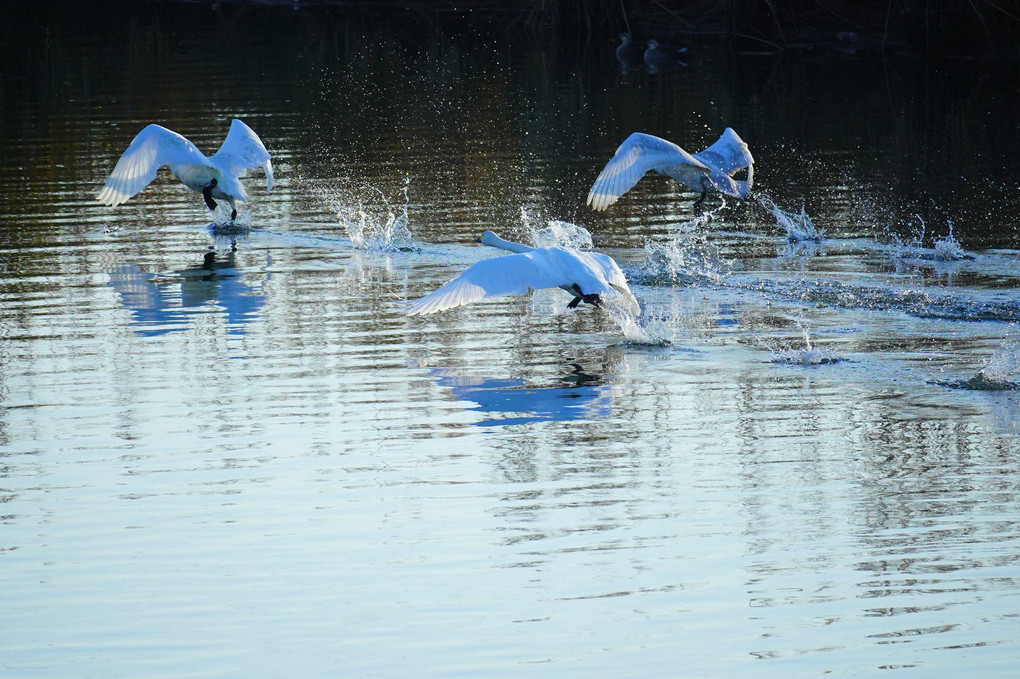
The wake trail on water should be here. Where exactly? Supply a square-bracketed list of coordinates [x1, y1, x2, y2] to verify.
[629, 192, 1020, 324]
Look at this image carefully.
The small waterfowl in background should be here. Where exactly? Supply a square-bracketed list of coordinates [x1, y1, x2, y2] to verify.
[643, 39, 688, 66]
[97, 119, 273, 221]
[587, 128, 754, 211]
[405, 231, 640, 317]
[615, 33, 644, 65]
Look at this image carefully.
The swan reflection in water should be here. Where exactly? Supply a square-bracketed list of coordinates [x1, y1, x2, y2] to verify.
[430, 365, 611, 426]
[108, 248, 269, 336]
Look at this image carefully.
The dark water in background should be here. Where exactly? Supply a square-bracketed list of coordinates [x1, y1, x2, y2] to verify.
[3, 1, 1019, 248]
[2, 2, 1020, 677]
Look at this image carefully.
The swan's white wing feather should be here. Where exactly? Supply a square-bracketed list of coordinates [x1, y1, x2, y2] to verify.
[692, 127, 754, 176]
[210, 119, 274, 191]
[692, 128, 754, 197]
[96, 124, 209, 206]
[587, 133, 709, 211]
[405, 252, 568, 316]
[697, 128, 754, 198]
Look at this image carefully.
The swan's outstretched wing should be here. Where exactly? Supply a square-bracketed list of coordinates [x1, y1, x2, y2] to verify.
[693, 128, 753, 176]
[587, 133, 709, 211]
[210, 119, 274, 191]
[405, 252, 565, 316]
[692, 127, 754, 197]
[96, 124, 209, 206]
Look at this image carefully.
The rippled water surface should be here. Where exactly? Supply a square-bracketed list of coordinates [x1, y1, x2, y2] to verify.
[3, 3, 1020, 677]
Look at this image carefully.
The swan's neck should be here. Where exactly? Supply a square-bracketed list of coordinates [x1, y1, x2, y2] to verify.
[479, 231, 532, 253]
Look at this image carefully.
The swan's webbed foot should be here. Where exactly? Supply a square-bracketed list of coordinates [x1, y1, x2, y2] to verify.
[568, 285, 603, 309]
[230, 208, 237, 221]
[202, 178, 218, 211]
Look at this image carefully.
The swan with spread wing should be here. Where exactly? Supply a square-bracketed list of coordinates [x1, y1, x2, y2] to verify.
[97, 119, 273, 221]
[587, 128, 753, 210]
[405, 231, 640, 317]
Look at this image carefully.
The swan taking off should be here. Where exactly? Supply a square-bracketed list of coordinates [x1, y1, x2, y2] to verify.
[587, 128, 753, 211]
[405, 231, 640, 317]
[97, 119, 273, 221]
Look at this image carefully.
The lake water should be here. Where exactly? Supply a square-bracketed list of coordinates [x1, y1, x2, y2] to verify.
[2, 2, 1020, 677]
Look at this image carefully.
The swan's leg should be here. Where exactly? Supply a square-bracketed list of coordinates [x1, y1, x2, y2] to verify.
[202, 183, 218, 211]
[693, 190, 706, 211]
[567, 284, 586, 308]
[227, 199, 237, 222]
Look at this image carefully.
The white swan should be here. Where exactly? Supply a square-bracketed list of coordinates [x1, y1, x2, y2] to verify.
[405, 231, 640, 316]
[97, 119, 273, 221]
[587, 128, 753, 211]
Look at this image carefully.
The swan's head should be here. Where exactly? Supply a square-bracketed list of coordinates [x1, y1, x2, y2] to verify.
[476, 230, 498, 245]
[619, 32, 631, 43]
[646, 39, 659, 48]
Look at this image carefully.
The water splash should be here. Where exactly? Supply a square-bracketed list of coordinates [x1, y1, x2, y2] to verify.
[207, 204, 253, 229]
[532, 219, 594, 249]
[619, 312, 678, 346]
[517, 209, 595, 249]
[981, 340, 1020, 381]
[889, 215, 971, 262]
[639, 207, 731, 285]
[932, 220, 967, 261]
[755, 195, 824, 242]
[941, 340, 1020, 390]
[767, 318, 845, 366]
[317, 177, 417, 252]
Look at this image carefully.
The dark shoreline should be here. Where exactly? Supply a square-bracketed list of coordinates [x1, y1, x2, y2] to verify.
[140, 0, 1020, 57]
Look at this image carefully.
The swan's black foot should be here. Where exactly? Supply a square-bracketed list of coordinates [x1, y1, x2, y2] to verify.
[202, 178, 218, 211]
[568, 285, 603, 309]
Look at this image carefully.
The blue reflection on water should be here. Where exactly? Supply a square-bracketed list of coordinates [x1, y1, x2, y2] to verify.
[108, 251, 268, 336]
[431, 369, 611, 425]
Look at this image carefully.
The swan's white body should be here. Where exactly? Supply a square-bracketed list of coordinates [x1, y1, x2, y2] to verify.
[587, 128, 753, 211]
[97, 119, 273, 218]
[405, 231, 640, 316]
